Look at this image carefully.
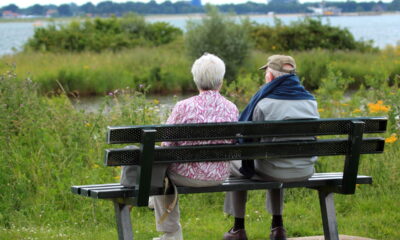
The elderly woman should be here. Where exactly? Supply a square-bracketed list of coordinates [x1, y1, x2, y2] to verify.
[152, 53, 239, 240]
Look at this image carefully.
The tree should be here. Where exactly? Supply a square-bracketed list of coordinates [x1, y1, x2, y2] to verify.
[57, 4, 72, 16]
[80, 2, 95, 14]
[388, 0, 400, 11]
[96, 1, 122, 15]
[1, 4, 19, 13]
[26, 4, 46, 15]
[185, 5, 252, 82]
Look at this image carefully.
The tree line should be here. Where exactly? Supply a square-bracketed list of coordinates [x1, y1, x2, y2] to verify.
[1, 0, 400, 17]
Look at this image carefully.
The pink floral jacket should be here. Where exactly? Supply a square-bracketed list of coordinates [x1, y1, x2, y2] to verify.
[163, 90, 239, 181]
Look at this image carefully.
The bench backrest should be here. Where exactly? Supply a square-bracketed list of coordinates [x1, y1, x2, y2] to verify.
[105, 117, 387, 206]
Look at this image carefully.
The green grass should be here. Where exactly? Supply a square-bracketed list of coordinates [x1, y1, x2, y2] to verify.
[1, 43, 400, 96]
[1, 190, 399, 239]
[0, 39, 194, 96]
[0, 54, 399, 239]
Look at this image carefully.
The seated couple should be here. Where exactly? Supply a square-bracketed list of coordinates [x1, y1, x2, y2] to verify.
[120, 53, 319, 240]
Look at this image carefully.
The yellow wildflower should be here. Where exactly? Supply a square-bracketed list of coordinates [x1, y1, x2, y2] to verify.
[153, 99, 160, 105]
[341, 103, 349, 106]
[85, 123, 91, 127]
[385, 133, 398, 144]
[318, 108, 325, 112]
[93, 164, 100, 169]
[367, 100, 390, 113]
[352, 108, 362, 114]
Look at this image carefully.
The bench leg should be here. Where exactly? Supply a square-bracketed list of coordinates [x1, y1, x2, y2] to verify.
[318, 191, 339, 240]
[113, 201, 134, 240]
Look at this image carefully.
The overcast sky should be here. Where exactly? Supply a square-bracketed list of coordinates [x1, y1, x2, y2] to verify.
[1, 0, 392, 8]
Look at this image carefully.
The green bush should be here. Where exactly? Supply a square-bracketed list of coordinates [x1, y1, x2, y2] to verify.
[145, 22, 183, 46]
[0, 67, 165, 228]
[185, 5, 252, 82]
[24, 14, 182, 53]
[249, 49, 400, 90]
[250, 17, 376, 52]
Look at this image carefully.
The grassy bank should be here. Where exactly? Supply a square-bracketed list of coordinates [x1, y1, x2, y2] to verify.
[1, 42, 399, 96]
[0, 39, 194, 96]
[0, 61, 399, 239]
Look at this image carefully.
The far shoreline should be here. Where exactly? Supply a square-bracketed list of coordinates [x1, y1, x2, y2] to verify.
[145, 11, 400, 20]
[0, 11, 399, 23]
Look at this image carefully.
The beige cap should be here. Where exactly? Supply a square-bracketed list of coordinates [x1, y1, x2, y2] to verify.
[259, 55, 296, 74]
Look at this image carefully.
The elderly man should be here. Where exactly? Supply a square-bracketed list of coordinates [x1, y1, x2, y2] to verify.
[223, 55, 319, 240]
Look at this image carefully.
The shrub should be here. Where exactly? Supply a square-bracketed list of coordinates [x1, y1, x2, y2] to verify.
[24, 14, 182, 53]
[250, 17, 376, 52]
[0, 67, 165, 227]
[145, 22, 183, 46]
[185, 5, 252, 82]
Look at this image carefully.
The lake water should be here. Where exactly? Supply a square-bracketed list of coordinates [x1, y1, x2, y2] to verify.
[1, 13, 400, 56]
[71, 93, 187, 114]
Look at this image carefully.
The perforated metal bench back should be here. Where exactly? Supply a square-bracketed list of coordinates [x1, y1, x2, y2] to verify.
[107, 117, 387, 144]
[105, 138, 384, 166]
[105, 117, 386, 166]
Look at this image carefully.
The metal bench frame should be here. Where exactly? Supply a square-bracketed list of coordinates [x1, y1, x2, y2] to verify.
[71, 117, 387, 240]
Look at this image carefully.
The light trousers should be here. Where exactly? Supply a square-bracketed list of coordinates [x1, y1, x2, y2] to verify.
[154, 170, 224, 233]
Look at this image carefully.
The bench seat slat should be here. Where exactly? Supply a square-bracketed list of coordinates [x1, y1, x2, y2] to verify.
[71, 183, 120, 194]
[105, 138, 384, 166]
[80, 185, 125, 197]
[71, 173, 372, 200]
[107, 118, 387, 144]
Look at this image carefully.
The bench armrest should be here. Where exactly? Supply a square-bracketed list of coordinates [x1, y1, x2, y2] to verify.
[135, 129, 156, 206]
[341, 121, 364, 194]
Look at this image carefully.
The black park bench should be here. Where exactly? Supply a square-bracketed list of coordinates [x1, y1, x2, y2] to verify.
[71, 117, 387, 240]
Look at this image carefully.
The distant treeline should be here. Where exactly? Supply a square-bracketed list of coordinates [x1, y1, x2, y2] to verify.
[1, 0, 400, 17]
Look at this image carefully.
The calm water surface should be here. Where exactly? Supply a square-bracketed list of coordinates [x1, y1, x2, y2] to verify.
[71, 94, 187, 114]
[0, 22, 36, 55]
[1, 13, 400, 56]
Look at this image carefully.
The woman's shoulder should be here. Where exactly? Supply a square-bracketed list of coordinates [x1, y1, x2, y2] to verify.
[221, 96, 239, 111]
[176, 95, 197, 106]
[172, 96, 197, 111]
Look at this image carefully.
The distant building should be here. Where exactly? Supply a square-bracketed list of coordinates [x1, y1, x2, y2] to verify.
[2, 10, 20, 18]
[191, 0, 202, 7]
[178, 0, 202, 6]
[308, 1, 342, 16]
[46, 9, 58, 18]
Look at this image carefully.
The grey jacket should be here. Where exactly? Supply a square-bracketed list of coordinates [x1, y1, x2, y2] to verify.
[252, 98, 320, 181]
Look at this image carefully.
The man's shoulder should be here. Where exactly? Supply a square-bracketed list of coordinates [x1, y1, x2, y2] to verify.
[256, 98, 317, 106]
[254, 98, 318, 115]
[254, 98, 277, 109]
